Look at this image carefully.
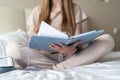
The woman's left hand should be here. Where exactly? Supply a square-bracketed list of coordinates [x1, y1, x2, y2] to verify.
[49, 40, 80, 56]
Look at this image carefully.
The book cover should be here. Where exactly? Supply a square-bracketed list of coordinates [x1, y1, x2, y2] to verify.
[0, 67, 15, 74]
[28, 21, 104, 51]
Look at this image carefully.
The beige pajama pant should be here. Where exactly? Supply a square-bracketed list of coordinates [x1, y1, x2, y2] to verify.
[6, 34, 115, 70]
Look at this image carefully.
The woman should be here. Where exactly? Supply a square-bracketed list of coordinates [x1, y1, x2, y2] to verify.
[6, 0, 114, 70]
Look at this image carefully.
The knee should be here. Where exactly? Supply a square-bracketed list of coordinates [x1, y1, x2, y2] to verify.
[6, 42, 27, 68]
[99, 34, 115, 49]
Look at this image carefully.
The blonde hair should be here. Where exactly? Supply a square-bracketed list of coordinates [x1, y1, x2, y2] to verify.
[34, 0, 76, 36]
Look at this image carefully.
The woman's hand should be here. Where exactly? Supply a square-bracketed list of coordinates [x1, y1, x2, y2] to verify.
[49, 40, 80, 56]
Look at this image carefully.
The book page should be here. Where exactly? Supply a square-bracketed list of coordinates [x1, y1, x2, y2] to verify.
[0, 56, 14, 67]
[38, 21, 68, 38]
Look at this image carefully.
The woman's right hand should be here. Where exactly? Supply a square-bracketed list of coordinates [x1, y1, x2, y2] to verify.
[49, 40, 80, 56]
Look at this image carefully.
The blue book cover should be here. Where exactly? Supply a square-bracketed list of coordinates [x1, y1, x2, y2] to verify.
[0, 56, 15, 74]
[0, 67, 16, 74]
[28, 21, 104, 51]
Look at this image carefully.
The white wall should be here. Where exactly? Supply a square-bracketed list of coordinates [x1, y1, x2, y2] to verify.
[0, 0, 39, 8]
[74, 0, 120, 51]
[0, 0, 119, 50]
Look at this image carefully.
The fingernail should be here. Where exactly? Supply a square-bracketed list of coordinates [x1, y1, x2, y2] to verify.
[50, 44, 55, 47]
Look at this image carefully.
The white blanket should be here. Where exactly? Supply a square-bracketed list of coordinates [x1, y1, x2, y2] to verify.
[0, 60, 120, 80]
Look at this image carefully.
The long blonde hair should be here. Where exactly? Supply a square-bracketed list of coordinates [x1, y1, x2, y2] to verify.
[34, 0, 76, 36]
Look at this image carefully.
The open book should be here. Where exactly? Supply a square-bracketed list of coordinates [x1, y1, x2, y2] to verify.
[0, 56, 14, 67]
[0, 56, 15, 73]
[28, 21, 104, 51]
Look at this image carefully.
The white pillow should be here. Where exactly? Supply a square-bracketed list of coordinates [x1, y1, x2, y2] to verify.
[0, 29, 28, 57]
[0, 29, 28, 46]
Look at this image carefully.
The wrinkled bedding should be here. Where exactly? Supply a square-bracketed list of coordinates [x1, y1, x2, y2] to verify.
[0, 30, 120, 80]
[0, 60, 120, 80]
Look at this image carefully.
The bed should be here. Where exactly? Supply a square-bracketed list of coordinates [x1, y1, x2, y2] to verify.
[0, 5, 120, 80]
[0, 58, 120, 80]
[0, 29, 120, 80]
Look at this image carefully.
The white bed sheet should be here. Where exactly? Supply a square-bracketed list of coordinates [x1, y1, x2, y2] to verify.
[0, 60, 120, 80]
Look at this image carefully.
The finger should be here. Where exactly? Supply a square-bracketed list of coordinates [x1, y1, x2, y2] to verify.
[49, 43, 61, 51]
[49, 43, 55, 48]
[49, 43, 58, 49]
[50, 43, 57, 47]
[58, 43, 66, 48]
[72, 40, 80, 47]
